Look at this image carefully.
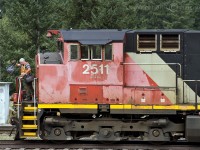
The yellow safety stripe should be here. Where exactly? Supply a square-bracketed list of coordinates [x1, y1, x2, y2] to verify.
[38, 104, 98, 109]
[132, 105, 153, 109]
[110, 104, 129, 109]
[22, 116, 37, 120]
[23, 132, 37, 136]
[24, 107, 38, 111]
[38, 104, 200, 110]
[22, 125, 37, 129]
[110, 105, 153, 109]
[153, 105, 196, 110]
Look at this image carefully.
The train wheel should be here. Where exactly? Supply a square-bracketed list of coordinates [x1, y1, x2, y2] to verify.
[145, 128, 170, 144]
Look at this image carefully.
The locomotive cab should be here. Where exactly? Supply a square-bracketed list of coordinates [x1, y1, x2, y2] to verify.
[36, 29, 128, 104]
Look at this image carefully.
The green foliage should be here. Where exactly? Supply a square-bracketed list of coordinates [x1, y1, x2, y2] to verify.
[189, 0, 200, 30]
[5, 0, 68, 53]
[83, 0, 129, 29]
[0, 0, 200, 90]
[125, 0, 194, 29]
[61, 0, 99, 29]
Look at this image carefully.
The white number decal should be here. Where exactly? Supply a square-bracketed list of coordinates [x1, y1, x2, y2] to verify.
[83, 64, 90, 74]
[104, 64, 109, 74]
[82, 64, 109, 75]
[91, 64, 98, 74]
[99, 64, 104, 74]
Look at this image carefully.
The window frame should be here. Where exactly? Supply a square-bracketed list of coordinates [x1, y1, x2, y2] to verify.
[104, 44, 113, 61]
[57, 41, 64, 54]
[91, 45, 102, 60]
[69, 44, 80, 60]
[81, 45, 90, 60]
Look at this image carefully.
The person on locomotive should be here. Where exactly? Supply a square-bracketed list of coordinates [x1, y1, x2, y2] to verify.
[16, 58, 34, 100]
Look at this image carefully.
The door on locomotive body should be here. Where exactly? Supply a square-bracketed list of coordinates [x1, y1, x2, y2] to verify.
[67, 42, 124, 104]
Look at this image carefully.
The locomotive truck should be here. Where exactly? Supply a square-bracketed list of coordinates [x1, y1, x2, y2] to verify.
[11, 29, 200, 142]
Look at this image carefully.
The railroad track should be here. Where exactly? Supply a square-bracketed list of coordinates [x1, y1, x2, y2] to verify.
[0, 141, 200, 150]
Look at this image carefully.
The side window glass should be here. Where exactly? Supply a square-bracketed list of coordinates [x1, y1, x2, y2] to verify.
[105, 44, 112, 60]
[91, 45, 102, 60]
[57, 41, 64, 55]
[70, 45, 79, 60]
[81, 45, 90, 60]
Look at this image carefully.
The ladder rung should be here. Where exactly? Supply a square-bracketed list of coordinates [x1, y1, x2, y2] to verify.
[22, 116, 37, 120]
[23, 132, 37, 136]
[22, 125, 37, 129]
[24, 107, 37, 111]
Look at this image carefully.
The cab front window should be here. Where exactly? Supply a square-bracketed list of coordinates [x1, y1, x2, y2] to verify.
[91, 45, 102, 60]
[79, 44, 112, 61]
[81, 45, 90, 60]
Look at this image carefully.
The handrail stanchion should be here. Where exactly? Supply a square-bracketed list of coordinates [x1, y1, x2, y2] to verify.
[17, 77, 22, 119]
[33, 78, 37, 125]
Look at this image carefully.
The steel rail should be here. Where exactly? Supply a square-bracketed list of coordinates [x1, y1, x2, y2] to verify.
[0, 140, 200, 150]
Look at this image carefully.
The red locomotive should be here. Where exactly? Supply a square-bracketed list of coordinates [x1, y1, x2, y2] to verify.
[12, 29, 200, 142]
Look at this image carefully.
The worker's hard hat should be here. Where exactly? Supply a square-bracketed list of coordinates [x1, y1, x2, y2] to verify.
[19, 58, 25, 63]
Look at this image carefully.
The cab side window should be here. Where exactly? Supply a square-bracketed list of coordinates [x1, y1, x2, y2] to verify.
[70, 45, 79, 60]
[73, 44, 113, 61]
[105, 44, 112, 60]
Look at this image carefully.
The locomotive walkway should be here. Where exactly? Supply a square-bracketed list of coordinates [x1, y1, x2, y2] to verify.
[0, 140, 200, 150]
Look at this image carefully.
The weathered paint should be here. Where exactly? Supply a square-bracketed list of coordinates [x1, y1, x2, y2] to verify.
[68, 42, 124, 104]
[124, 53, 173, 105]
[37, 64, 69, 103]
[70, 85, 103, 103]
[36, 38, 186, 105]
[66, 43, 124, 85]
[103, 86, 123, 104]
[126, 52, 200, 104]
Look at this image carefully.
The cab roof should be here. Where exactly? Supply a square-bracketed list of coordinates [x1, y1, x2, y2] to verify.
[59, 29, 129, 45]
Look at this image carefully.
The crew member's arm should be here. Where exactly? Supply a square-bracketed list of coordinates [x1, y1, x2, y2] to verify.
[24, 68, 31, 75]
[16, 64, 21, 67]
[24, 63, 31, 75]
[20, 64, 31, 77]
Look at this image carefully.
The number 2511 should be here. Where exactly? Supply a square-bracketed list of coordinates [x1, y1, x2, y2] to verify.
[83, 64, 109, 75]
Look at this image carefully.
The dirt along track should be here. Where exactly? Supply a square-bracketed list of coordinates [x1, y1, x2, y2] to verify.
[1, 140, 200, 150]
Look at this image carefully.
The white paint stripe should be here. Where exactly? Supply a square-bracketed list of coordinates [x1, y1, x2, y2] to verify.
[127, 53, 200, 103]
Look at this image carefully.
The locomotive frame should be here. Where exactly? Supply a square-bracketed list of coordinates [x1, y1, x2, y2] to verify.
[12, 29, 200, 142]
